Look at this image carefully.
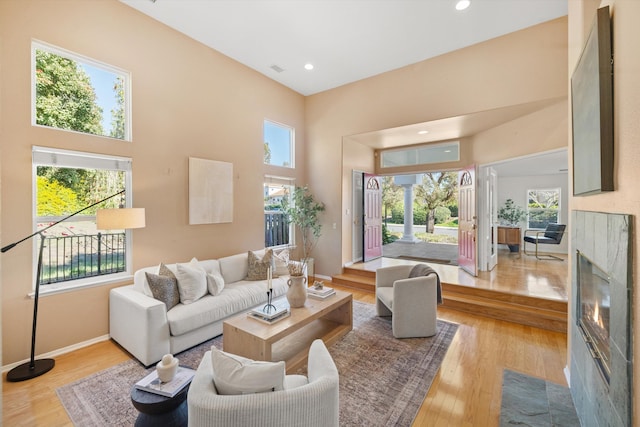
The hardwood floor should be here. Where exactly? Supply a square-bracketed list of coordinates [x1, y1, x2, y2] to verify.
[2, 260, 569, 426]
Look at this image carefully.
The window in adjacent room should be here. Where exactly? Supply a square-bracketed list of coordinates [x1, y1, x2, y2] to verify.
[32, 41, 131, 141]
[527, 188, 560, 229]
[264, 176, 294, 248]
[264, 120, 294, 168]
[33, 146, 134, 292]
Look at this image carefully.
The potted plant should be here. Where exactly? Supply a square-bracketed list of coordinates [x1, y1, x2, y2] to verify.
[498, 198, 527, 226]
[498, 198, 527, 252]
[282, 186, 325, 307]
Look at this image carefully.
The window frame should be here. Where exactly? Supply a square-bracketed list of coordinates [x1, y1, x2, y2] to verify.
[32, 40, 132, 141]
[263, 119, 294, 169]
[32, 146, 135, 295]
[526, 187, 561, 229]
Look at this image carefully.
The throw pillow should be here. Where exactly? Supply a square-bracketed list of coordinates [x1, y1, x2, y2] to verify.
[273, 248, 290, 277]
[211, 347, 285, 395]
[189, 258, 225, 296]
[145, 272, 180, 310]
[174, 263, 208, 304]
[246, 249, 274, 280]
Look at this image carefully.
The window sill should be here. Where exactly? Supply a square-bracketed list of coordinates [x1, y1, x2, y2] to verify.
[29, 274, 133, 298]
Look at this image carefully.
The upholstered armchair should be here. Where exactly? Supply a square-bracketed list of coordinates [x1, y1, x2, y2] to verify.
[187, 339, 339, 427]
[375, 264, 441, 338]
[523, 223, 566, 260]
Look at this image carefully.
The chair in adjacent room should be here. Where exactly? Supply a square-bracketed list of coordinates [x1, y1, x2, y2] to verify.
[375, 264, 442, 338]
[523, 223, 566, 260]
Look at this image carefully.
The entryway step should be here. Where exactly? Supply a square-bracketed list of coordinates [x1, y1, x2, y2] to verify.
[331, 273, 375, 291]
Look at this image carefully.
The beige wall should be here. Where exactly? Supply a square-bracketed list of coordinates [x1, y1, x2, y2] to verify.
[0, 0, 305, 365]
[305, 17, 568, 275]
[569, 1, 640, 424]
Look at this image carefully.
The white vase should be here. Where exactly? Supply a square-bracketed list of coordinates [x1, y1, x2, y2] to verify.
[156, 354, 179, 383]
[286, 275, 307, 308]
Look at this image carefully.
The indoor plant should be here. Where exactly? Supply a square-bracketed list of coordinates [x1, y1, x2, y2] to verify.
[282, 186, 325, 306]
[498, 198, 526, 227]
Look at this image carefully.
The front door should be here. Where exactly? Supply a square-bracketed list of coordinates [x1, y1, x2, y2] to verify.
[458, 165, 477, 276]
[363, 174, 382, 262]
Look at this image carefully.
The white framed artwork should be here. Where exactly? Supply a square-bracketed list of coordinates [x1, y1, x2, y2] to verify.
[189, 157, 233, 225]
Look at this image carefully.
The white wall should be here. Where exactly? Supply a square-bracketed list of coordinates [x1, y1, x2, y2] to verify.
[498, 173, 569, 253]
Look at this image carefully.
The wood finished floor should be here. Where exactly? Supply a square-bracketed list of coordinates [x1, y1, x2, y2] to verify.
[2, 253, 569, 426]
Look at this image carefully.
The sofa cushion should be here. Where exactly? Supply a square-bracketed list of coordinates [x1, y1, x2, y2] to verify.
[189, 258, 225, 296]
[273, 248, 290, 277]
[218, 253, 250, 284]
[166, 278, 288, 336]
[145, 271, 180, 310]
[175, 263, 208, 304]
[247, 249, 274, 280]
[211, 347, 285, 395]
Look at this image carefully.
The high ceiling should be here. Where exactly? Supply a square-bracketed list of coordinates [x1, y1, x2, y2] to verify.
[120, 0, 568, 96]
[120, 0, 569, 176]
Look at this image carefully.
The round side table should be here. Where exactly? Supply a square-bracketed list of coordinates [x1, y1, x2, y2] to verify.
[130, 382, 190, 427]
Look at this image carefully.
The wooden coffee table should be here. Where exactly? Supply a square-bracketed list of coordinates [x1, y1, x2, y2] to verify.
[223, 290, 353, 373]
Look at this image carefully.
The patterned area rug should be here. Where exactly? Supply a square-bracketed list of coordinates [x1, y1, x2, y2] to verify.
[57, 301, 458, 426]
[500, 370, 580, 427]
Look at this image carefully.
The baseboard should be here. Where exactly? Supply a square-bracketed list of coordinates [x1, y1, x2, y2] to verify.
[1, 334, 111, 373]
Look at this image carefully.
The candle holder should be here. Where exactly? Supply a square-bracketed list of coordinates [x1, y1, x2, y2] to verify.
[263, 289, 276, 313]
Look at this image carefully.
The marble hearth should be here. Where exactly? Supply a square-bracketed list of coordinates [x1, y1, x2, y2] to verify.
[570, 210, 633, 426]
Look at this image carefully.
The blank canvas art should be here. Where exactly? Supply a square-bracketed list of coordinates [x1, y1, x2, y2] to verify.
[189, 157, 233, 225]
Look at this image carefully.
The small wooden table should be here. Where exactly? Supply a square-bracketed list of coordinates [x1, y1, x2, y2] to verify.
[223, 290, 353, 373]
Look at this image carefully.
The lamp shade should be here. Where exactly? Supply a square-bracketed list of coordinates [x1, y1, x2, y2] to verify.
[97, 208, 146, 230]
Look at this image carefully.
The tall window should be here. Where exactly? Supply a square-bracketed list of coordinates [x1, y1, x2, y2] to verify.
[33, 147, 134, 291]
[527, 188, 560, 229]
[264, 120, 294, 168]
[264, 176, 294, 248]
[32, 41, 131, 141]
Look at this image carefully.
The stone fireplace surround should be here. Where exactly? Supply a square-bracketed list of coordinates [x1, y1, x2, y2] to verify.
[570, 210, 633, 426]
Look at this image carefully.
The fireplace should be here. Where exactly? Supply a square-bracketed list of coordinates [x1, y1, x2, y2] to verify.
[577, 251, 610, 384]
[570, 210, 632, 426]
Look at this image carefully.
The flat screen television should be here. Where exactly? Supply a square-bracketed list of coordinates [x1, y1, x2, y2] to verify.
[571, 6, 613, 196]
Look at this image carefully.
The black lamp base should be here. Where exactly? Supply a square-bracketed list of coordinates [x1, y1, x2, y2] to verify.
[6, 358, 55, 382]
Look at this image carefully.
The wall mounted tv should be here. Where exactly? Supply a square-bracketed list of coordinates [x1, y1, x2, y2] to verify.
[571, 6, 613, 196]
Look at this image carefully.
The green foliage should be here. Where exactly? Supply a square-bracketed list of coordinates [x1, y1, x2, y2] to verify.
[382, 177, 402, 225]
[35, 50, 103, 135]
[264, 142, 272, 164]
[110, 76, 126, 139]
[382, 224, 396, 245]
[36, 176, 82, 216]
[282, 186, 325, 267]
[434, 206, 451, 224]
[415, 172, 458, 233]
[498, 198, 527, 226]
[447, 203, 458, 218]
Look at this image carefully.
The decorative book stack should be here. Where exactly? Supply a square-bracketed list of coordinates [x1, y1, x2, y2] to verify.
[307, 285, 336, 300]
[135, 366, 196, 397]
[248, 299, 290, 324]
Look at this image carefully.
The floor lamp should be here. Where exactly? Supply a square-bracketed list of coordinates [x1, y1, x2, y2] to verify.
[2, 190, 145, 382]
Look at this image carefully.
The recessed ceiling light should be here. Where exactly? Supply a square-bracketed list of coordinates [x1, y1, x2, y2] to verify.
[455, 0, 470, 11]
[304, 63, 314, 71]
[418, 130, 429, 135]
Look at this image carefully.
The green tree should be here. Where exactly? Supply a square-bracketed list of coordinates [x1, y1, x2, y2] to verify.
[415, 172, 458, 233]
[264, 142, 272, 164]
[382, 176, 402, 226]
[35, 49, 103, 135]
[36, 176, 82, 216]
[110, 76, 126, 139]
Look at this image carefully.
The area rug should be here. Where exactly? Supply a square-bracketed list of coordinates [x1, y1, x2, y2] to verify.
[57, 301, 458, 426]
[499, 369, 580, 427]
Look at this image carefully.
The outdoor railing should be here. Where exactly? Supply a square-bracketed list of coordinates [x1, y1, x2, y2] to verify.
[41, 233, 126, 285]
[264, 212, 289, 248]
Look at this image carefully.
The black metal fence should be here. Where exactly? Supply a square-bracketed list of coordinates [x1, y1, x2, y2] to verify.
[41, 233, 126, 285]
[264, 212, 289, 248]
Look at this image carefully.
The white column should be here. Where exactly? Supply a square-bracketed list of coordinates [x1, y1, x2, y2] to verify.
[394, 175, 421, 244]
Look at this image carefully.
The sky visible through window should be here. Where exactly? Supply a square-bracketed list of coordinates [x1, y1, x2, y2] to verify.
[81, 64, 118, 135]
[264, 121, 292, 167]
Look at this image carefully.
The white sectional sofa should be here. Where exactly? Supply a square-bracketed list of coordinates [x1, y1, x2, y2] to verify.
[109, 250, 289, 366]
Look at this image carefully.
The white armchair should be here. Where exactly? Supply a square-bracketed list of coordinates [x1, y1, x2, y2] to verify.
[375, 264, 440, 338]
[187, 339, 339, 427]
